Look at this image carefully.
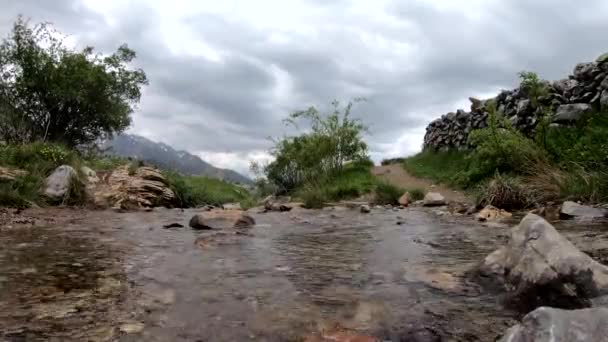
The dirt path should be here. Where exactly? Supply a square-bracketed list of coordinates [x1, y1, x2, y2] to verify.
[372, 164, 469, 203]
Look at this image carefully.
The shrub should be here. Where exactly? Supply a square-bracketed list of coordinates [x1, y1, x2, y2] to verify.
[407, 188, 425, 201]
[403, 149, 472, 187]
[474, 173, 537, 210]
[374, 181, 404, 205]
[299, 185, 328, 209]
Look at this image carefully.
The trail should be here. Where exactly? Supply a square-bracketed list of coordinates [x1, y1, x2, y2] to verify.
[372, 164, 469, 203]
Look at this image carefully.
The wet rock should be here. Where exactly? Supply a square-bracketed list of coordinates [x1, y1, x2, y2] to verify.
[499, 307, 608, 342]
[189, 210, 255, 230]
[222, 202, 242, 210]
[120, 322, 145, 334]
[398, 192, 411, 206]
[553, 103, 593, 123]
[263, 196, 293, 212]
[560, 201, 607, 219]
[44, 165, 79, 201]
[360, 205, 371, 213]
[423, 192, 446, 207]
[163, 223, 184, 229]
[479, 214, 608, 312]
[476, 205, 512, 222]
[0, 166, 28, 181]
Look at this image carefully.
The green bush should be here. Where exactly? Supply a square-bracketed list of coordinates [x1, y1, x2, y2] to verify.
[299, 185, 328, 209]
[374, 181, 404, 205]
[407, 188, 425, 201]
[474, 173, 537, 210]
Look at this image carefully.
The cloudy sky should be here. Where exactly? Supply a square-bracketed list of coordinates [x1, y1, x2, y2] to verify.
[1, 0, 607, 175]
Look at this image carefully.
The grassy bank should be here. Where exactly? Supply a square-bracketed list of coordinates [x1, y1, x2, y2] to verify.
[403, 111, 608, 208]
[0, 143, 254, 208]
[164, 172, 253, 208]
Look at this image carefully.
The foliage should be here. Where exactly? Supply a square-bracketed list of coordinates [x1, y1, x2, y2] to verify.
[299, 185, 328, 209]
[264, 100, 369, 192]
[474, 172, 537, 211]
[164, 171, 253, 208]
[407, 188, 425, 201]
[467, 99, 547, 182]
[518, 71, 553, 149]
[0, 17, 148, 147]
[374, 181, 404, 205]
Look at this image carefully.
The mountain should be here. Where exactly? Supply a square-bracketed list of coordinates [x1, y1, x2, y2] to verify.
[102, 134, 252, 184]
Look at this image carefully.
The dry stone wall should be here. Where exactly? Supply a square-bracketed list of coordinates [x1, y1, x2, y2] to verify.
[424, 52, 608, 150]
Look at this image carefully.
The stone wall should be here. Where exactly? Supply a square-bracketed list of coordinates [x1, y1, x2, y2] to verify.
[423, 53, 608, 150]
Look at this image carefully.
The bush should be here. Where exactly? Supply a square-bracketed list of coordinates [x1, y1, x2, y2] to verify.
[474, 173, 536, 210]
[164, 171, 253, 208]
[299, 185, 328, 209]
[374, 181, 404, 205]
[407, 188, 425, 201]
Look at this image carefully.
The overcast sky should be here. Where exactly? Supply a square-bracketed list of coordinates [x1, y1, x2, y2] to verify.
[2, 0, 607, 175]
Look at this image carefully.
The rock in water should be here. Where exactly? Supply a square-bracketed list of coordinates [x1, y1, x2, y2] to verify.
[479, 213, 608, 312]
[44, 165, 78, 201]
[189, 210, 255, 230]
[499, 307, 608, 342]
[560, 201, 607, 219]
[360, 204, 371, 213]
[476, 205, 512, 222]
[398, 192, 411, 206]
[423, 192, 446, 207]
[553, 103, 593, 123]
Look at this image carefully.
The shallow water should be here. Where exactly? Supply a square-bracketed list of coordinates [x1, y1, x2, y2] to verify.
[2, 206, 605, 341]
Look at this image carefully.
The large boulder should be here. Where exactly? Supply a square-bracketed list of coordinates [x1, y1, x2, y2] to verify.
[479, 214, 608, 311]
[499, 307, 608, 342]
[553, 103, 593, 123]
[560, 201, 607, 220]
[189, 210, 255, 230]
[93, 165, 176, 209]
[43, 165, 78, 201]
[423, 192, 446, 207]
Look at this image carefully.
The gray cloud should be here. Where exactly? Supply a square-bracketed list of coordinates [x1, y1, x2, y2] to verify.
[1, 0, 607, 171]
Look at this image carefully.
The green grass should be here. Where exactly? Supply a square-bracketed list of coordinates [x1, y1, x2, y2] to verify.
[164, 171, 254, 208]
[374, 181, 404, 205]
[294, 163, 376, 208]
[403, 149, 472, 187]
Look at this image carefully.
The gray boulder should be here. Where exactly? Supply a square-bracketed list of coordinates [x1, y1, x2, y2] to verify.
[423, 192, 446, 207]
[560, 201, 607, 219]
[44, 165, 78, 201]
[189, 210, 255, 230]
[479, 214, 608, 311]
[601, 90, 608, 110]
[553, 103, 593, 123]
[360, 204, 371, 213]
[499, 307, 608, 342]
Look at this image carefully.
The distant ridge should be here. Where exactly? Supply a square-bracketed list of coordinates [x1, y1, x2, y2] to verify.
[103, 134, 252, 184]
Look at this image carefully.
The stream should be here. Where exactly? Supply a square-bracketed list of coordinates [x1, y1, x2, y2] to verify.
[1, 206, 607, 341]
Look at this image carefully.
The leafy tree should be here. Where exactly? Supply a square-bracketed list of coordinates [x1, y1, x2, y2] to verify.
[264, 100, 369, 192]
[0, 16, 148, 146]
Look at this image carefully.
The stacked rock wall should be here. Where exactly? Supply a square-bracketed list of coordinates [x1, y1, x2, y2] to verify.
[424, 53, 608, 150]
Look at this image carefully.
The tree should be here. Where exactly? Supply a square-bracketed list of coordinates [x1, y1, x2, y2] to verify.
[264, 100, 369, 192]
[0, 16, 148, 146]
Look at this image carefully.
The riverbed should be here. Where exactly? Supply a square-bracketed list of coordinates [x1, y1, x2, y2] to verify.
[1, 206, 606, 341]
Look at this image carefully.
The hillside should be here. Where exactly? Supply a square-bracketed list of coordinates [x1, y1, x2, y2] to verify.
[103, 134, 252, 184]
